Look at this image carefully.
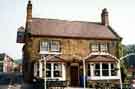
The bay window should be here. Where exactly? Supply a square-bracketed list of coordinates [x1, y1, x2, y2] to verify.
[88, 63, 117, 77]
[46, 63, 62, 78]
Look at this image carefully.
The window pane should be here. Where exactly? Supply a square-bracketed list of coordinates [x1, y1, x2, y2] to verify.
[95, 64, 100, 69]
[54, 64, 62, 77]
[100, 43, 108, 52]
[36, 63, 39, 76]
[94, 64, 100, 76]
[87, 64, 91, 76]
[40, 41, 49, 52]
[46, 71, 51, 77]
[111, 64, 117, 76]
[102, 64, 109, 76]
[46, 64, 51, 77]
[91, 44, 99, 52]
[95, 70, 100, 76]
[51, 41, 60, 52]
[102, 64, 108, 69]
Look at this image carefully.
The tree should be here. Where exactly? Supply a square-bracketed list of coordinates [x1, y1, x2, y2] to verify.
[120, 44, 135, 82]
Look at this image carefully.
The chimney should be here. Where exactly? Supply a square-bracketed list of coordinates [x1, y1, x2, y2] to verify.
[101, 8, 109, 26]
[26, 0, 32, 22]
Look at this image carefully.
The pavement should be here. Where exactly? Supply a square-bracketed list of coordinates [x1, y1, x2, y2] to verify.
[64, 87, 95, 89]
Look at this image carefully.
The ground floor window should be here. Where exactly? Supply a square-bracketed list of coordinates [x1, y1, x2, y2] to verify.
[46, 64, 51, 77]
[94, 64, 100, 76]
[53, 63, 62, 77]
[35, 62, 63, 79]
[111, 63, 117, 76]
[87, 64, 91, 76]
[88, 63, 117, 77]
[102, 63, 109, 76]
[46, 63, 62, 78]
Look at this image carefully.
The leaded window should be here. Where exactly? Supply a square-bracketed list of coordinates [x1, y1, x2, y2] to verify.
[111, 63, 117, 76]
[102, 64, 109, 76]
[46, 64, 51, 77]
[94, 64, 100, 76]
[54, 63, 62, 77]
[91, 44, 99, 52]
[100, 43, 108, 52]
[87, 64, 91, 76]
[40, 40, 60, 53]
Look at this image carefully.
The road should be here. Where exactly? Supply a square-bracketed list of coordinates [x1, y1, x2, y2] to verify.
[0, 84, 21, 89]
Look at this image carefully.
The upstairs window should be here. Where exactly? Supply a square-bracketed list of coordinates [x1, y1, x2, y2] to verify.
[100, 44, 108, 52]
[91, 44, 99, 52]
[40, 40, 60, 53]
[40, 41, 49, 52]
[51, 41, 60, 52]
[91, 43, 109, 52]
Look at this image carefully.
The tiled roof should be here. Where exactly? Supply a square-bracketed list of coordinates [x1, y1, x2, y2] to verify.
[28, 18, 120, 40]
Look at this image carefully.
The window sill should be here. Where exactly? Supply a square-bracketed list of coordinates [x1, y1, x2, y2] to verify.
[87, 76, 120, 80]
[39, 51, 62, 55]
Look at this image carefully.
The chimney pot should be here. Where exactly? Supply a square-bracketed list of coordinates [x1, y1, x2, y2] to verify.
[101, 8, 109, 26]
[26, 0, 32, 22]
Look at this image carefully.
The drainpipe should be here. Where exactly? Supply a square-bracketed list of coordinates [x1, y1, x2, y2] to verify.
[83, 59, 86, 88]
[118, 62, 123, 89]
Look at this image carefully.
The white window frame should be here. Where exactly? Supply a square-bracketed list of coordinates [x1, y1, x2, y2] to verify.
[46, 63, 63, 80]
[87, 63, 119, 80]
[40, 41, 49, 52]
[94, 64, 100, 76]
[40, 40, 61, 54]
[50, 41, 60, 52]
[100, 43, 108, 52]
[110, 63, 117, 76]
[102, 63, 109, 76]
[53, 63, 62, 77]
[91, 44, 99, 52]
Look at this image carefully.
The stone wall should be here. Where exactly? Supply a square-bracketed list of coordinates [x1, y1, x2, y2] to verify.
[29, 37, 119, 61]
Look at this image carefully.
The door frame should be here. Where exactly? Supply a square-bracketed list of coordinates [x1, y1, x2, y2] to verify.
[70, 63, 79, 87]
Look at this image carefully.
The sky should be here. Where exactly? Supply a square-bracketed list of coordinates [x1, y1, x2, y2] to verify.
[0, 0, 135, 59]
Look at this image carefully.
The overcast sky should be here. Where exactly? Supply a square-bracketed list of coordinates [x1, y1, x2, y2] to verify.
[0, 0, 135, 59]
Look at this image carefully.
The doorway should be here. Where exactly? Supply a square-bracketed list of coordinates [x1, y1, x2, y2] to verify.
[70, 65, 79, 87]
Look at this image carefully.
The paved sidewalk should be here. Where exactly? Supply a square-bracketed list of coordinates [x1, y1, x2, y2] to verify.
[64, 87, 95, 89]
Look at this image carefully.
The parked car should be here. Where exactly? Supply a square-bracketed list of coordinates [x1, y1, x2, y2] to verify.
[0, 72, 23, 85]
